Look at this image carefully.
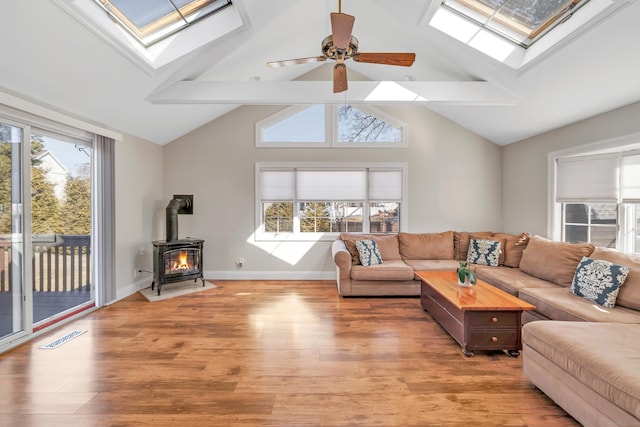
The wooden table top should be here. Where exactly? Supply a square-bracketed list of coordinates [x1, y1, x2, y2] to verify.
[415, 270, 536, 312]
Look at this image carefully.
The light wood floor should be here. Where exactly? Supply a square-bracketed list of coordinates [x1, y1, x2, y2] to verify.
[0, 280, 580, 427]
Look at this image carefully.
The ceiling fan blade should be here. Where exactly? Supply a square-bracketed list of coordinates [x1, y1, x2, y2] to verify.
[267, 56, 327, 68]
[353, 52, 416, 67]
[333, 63, 348, 93]
[331, 12, 355, 49]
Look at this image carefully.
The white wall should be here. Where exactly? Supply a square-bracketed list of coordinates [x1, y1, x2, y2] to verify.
[114, 134, 164, 299]
[163, 104, 502, 280]
[502, 101, 640, 237]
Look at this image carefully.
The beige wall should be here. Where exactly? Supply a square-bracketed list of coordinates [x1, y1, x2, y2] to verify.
[163, 104, 502, 279]
[115, 133, 164, 299]
[502, 101, 640, 237]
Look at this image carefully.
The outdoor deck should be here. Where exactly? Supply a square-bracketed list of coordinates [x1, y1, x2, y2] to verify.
[1, 235, 92, 337]
[0, 289, 92, 336]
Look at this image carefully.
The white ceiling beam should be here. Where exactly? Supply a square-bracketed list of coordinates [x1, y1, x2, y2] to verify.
[147, 81, 521, 105]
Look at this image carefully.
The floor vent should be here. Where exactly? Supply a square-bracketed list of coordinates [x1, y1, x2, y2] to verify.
[40, 330, 87, 349]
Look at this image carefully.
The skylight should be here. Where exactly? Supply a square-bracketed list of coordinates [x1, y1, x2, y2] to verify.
[54, 0, 244, 72]
[441, 0, 588, 48]
[427, 0, 629, 70]
[94, 0, 232, 46]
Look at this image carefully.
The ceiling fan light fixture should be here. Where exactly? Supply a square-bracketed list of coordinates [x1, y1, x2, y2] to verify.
[266, 0, 416, 93]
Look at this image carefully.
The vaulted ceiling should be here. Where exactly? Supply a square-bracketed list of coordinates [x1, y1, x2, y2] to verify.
[2, 0, 640, 146]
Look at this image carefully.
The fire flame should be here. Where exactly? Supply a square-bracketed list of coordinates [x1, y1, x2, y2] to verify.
[172, 251, 192, 271]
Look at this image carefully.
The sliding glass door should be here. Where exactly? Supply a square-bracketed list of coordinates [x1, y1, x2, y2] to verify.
[31, 132, 93, 326]
[0, 122, 25, 341]
[0, 121, 95, 343]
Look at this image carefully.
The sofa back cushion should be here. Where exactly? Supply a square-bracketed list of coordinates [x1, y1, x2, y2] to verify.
[519, 235, 595, 287]
[591, 247, 640, 310]
[454, 231, 493, 261]
[398, 231, 455, 260]
[340, 233, 401, 264]
[493, 232, 531, 268]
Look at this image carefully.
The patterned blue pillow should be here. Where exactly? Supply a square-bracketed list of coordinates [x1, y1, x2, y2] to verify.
[467, 239, 501, 267]
[355, 240, 383, 267]
[570, 256, 630, 308]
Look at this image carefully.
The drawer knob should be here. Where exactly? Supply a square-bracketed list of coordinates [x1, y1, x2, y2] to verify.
[491, 317, 498, 323]
[492, 336, 498, 342]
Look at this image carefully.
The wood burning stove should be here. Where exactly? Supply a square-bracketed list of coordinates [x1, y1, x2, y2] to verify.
[152, 238, 204, 295]
[151, 195, 205, 295]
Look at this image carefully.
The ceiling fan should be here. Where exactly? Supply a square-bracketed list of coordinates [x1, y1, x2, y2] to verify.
[266, 0, 416, 93]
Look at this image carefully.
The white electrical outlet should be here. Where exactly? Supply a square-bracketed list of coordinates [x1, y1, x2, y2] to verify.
[139, 247, 145, 256]
[237, 257, 245, 267]
[134, 268, 139, 278]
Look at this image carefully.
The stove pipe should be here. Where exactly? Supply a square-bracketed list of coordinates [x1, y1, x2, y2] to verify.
[166, 197, 190, 242]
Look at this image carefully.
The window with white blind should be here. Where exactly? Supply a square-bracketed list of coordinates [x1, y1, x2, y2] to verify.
[555, 150, 640, 252]
[256, 163, 407, 240]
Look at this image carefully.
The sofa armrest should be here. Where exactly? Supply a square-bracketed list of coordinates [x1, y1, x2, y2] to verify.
[332, 239, 353, 277]
[332, 240, 353, 295]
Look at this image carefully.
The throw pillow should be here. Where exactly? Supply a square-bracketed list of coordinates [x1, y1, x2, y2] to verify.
[467, 239, 501, 267]
[590, 247, 640, 310]
[340, 233, 401, 264]
[355, 240, 383, 267]
[570, 256, 630, 308]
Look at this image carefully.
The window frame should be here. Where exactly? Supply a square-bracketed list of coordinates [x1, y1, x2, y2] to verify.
[255, 162, 408, 242]
[549, 132, 640, 253]
[255, 105, 408, 149]
[561, 202, 618, 248]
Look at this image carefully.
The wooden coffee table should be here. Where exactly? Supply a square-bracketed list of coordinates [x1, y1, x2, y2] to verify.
[416, 270, 535, 357]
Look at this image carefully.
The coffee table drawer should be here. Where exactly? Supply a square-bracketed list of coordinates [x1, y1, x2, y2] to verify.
[468, 311, 518, 328]
[467, 330, 519, 349]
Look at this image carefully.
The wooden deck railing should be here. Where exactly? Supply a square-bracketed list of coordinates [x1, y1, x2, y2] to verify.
[0, 234, 91, 293]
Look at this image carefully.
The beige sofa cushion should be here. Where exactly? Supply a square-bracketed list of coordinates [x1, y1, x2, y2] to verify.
[523, 321, 640, 420]
[340, 233, 401, 264]
[350, 260, 415, 281]
[493, 232, 531, 268]
[591, 247, 640, 310]
[474, 266, 557, 296]
[519, 235, 595, 287]
[398, 231, 454, 260]
[518, 287, 640, 323]
[403, 259, 460, 271]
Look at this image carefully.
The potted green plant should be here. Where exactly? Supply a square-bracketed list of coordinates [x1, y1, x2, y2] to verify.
[456, 261, 476, 287]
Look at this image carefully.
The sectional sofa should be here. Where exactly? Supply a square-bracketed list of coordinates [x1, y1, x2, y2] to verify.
[331, 231, 640, 427]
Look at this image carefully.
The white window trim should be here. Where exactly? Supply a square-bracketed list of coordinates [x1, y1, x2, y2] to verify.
[548, 131, 640, 250]
[255, 162, 408, 242]
[255, 105, 408, 148]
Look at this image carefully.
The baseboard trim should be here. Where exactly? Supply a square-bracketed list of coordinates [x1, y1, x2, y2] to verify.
[204, 270, 334, 281]
[116, 278, 150, 303]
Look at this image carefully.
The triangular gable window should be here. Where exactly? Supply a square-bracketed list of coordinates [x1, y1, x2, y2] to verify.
[260, 105, 328, 145]
[337, 105, 403, 145]
[256, 105, 406, 148]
